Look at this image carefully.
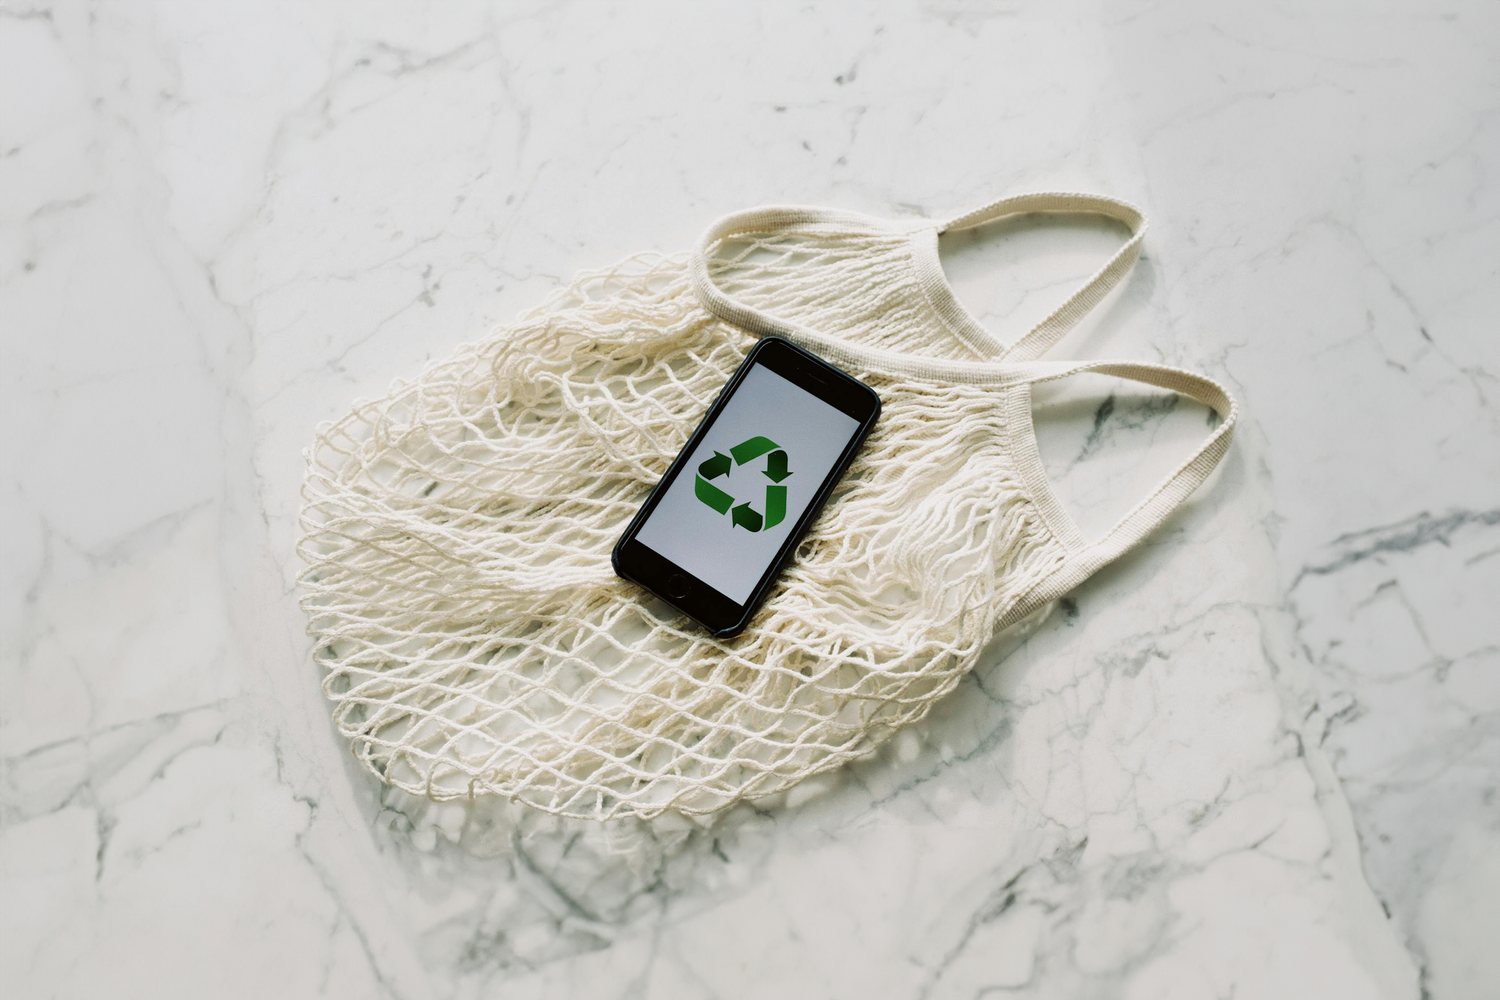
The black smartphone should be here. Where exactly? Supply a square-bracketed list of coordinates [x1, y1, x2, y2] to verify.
[612, 336, 881, 638]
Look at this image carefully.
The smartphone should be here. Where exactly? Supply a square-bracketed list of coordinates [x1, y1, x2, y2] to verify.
[612, 336, 881, 638]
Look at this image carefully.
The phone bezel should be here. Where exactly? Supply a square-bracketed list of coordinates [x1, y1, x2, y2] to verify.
[611, 336, 881, 638]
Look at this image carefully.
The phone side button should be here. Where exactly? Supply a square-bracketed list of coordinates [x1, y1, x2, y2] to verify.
[665, 573, 690, 599]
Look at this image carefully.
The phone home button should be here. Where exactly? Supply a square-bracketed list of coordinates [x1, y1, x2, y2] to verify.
[665, 573, 690, 599]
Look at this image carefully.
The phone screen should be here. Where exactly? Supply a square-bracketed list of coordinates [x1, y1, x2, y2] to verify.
[634, 363, 862, 602]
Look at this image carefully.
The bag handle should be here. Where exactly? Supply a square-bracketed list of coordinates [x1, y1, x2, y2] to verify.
[994, 358, 1239, 628]
[939, 192, 1146, 362]
[690, 196, 1146, 377]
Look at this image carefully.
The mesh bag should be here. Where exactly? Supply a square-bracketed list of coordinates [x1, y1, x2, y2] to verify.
[298, 194, 1237, 819]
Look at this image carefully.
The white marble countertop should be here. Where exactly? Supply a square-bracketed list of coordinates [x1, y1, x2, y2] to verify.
[3, 2, 1496, 998]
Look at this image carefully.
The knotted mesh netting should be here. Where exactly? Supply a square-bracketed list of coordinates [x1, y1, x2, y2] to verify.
[298, 219, 1069, 819]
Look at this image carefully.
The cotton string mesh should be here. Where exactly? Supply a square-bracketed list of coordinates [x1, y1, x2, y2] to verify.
[299, 220, 1073, 820]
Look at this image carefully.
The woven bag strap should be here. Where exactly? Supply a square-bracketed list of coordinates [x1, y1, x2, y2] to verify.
[993, 358, 1238, 627]
[690, 193, 1145, 368]
[939, 192, 1146, 361]
[691, 198, 1144, 378]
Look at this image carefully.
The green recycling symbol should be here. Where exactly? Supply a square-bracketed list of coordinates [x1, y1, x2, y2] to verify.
[693, 436, 792, 532]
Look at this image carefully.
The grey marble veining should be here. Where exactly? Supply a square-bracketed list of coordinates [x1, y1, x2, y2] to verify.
[2, 2, 1496, 998]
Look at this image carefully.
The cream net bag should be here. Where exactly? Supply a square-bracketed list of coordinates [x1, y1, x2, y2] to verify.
[299, 193, 1238, 820]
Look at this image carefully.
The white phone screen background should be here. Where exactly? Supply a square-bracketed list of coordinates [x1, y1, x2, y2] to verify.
[635, 364, 860, 602]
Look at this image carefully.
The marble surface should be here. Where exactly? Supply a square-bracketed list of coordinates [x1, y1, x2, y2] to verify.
[2, 1, 1496, 997]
